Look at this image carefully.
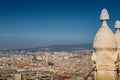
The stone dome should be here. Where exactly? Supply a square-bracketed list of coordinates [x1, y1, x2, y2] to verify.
[93, 9, 117, 50]
[115, 20, 120, 49]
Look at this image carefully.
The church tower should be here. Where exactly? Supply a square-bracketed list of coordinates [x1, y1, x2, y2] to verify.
[92, 9, 119, 80]
[114, 20, 120, 80]
[115, 20, 120, 54]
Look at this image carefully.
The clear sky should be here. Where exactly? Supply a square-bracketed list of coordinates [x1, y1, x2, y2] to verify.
[0, 0, 120, 49]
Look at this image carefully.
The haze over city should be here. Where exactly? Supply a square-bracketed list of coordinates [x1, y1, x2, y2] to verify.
[0, 0, 120, 49]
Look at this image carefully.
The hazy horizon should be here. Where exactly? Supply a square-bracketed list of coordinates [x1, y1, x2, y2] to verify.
[0, 0, 120, 49]
[0, 43, 92, 50]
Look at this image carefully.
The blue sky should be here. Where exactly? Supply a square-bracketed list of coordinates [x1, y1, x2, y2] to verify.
[0, 0, 120, 49]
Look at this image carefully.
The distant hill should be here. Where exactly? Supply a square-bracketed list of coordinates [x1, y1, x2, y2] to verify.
[46, 44, 92, 52]
[36, 44, 92, 52]
[47, 44, 92, 49]
[9, 44, 92, 52]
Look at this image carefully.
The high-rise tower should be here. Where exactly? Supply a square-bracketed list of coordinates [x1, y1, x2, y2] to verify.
[92, 9, 119, 80]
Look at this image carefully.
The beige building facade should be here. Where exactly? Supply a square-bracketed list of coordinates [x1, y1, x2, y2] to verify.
[92, 9, 120, 80]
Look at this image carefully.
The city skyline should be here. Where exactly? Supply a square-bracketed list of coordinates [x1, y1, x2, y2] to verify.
[0, 0, 120, 49]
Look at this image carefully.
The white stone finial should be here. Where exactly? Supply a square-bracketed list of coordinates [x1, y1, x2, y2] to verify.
[100, 8, 109, 21]
[115, 20, 120, 29]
